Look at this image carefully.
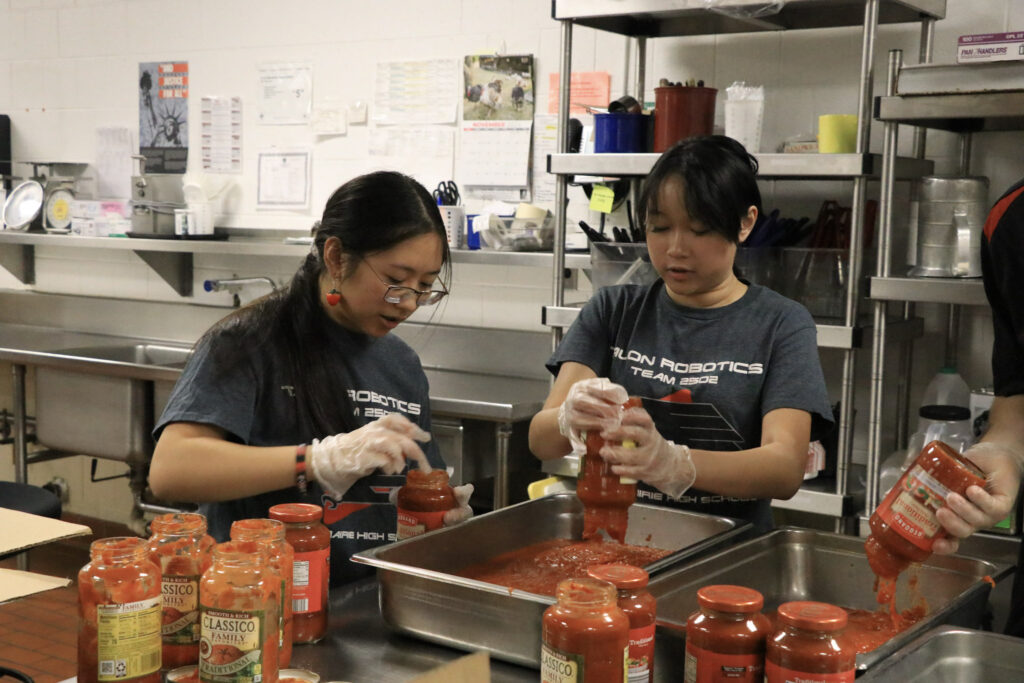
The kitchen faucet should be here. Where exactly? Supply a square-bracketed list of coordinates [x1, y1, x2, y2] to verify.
[203, 276, 278, 293]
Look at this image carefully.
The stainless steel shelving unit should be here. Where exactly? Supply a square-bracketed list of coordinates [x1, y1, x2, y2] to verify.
[868, 54, 1022, 514]
[547, 0, 945, 524]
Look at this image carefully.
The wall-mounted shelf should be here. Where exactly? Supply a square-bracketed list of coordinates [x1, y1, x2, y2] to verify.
[549, 153, 934, 180]
[0, 232, 589, 297]
[875, 91, 1024, 133]
[869, 276, 987, 306]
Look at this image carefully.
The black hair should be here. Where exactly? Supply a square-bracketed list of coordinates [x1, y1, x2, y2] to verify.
[639, 135, 761, 243]
[202, 171, 449, 438]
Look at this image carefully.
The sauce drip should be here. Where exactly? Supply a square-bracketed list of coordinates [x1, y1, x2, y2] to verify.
[457, 538, 671, 596]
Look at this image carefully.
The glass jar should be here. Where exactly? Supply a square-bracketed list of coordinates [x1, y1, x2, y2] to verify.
[587, 564, 656, 683]
[865, 439, 986, 580]
[576, 397, 640, 544]
[199, 540, 279, 683]
[541, 577, 630, 682]
[766, 601, 855, 683]
[147, 512, 215, 669]
[395, 468, 456, 539]
[230, 518, 294, 667]
[268, 503, 330, 644]
[684, 584, 771, 683]
[77, 536, 162, 683]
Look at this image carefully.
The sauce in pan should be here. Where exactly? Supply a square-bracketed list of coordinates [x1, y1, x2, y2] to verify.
[457, 538, 671, 596]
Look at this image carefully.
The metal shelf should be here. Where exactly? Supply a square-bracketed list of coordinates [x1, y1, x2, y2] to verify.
[876, 91, 1024, 133]
[553, 0, 945, 37]
[869, 276, 987, 306]
[549, 153, 934, 180]
[543, 304, 922, 350]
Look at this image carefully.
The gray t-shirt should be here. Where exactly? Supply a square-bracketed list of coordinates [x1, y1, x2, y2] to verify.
[548, 281, 833, 531]
[155, 314, 444, 585]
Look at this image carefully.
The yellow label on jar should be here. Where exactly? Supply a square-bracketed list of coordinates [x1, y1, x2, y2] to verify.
[96, 597, 162, 681]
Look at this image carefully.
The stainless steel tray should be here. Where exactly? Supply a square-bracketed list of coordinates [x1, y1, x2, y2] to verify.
[858, 625, 1024, 681]
[649, 527, 1013, 674]
[351, 493, 749, 667]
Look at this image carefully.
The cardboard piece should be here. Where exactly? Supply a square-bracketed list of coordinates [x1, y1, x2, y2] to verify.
[0, 568, 72, 603]
[0, 508, 92, 555]
[410, 651, 491, 683]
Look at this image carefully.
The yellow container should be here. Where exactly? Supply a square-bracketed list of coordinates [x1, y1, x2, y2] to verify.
[817, 114, 858, 153]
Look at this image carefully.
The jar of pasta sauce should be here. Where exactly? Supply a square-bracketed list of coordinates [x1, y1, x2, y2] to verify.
[147, 512, 214, 669]
[684, 584, 770, 683]
[542, 577, 630, 682]
[588, 564, 656, 683]
[199, 540, 279, 683]
[577, 397, 642, 544]
[230, 519, 294, 667]
[395, 468, 456, 539]
[865, 439, 986, 579]
[77, 536, 162, 683]
[268, 503, 330, 644]
[766, 601, 855, 683]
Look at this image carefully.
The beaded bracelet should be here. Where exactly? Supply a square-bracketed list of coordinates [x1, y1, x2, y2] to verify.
[296, 443, 308, 493]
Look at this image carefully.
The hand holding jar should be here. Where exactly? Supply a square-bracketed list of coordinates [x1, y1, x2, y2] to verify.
[309, 413, 432, 499]
[599, 403, 697, 499]
[933, 441, 1023, 554]
[557, 377, 629, 455]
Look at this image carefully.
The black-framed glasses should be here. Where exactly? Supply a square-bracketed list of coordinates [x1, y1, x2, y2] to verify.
[362, 258, 448, 307]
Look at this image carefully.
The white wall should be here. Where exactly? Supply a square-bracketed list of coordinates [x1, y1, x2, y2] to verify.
[1, 0, 1022, 520]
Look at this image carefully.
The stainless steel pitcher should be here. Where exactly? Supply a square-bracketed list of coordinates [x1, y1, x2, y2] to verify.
[910, 176, 989, 278]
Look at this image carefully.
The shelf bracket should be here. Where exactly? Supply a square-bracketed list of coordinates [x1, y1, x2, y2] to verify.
[0, 243, 36, 285]
[132, 249, 193, 297]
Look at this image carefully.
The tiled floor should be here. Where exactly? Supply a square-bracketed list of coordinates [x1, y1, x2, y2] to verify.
[0, 515, 135, 683]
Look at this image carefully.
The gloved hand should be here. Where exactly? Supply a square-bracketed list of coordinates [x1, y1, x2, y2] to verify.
[557, 378, 629, 456]
[443, 483, 475, 526]
[933, 441, 1024, 554]
[599, 404, 696, 499]
[309, 413, 431, 500]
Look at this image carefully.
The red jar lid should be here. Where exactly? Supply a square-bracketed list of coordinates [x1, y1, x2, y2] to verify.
[587, 563, 649, 589]
[777, 601, 848, 632]
[269, 503, 323, 523]
[696, 585, 764, 613]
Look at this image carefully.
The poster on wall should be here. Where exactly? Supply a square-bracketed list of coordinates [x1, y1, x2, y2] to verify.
[138, 61, 189, 174]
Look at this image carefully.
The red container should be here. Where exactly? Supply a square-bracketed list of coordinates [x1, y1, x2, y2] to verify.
[653, 86, 717, 152]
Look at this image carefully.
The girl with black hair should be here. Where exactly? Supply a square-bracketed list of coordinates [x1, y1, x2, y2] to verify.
[529, 136, 833, 532]
[149, 171, 471, 585]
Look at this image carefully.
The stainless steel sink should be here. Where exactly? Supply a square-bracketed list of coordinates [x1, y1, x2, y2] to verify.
[52, 342, 192, 368]
[35, 342, 192, 462]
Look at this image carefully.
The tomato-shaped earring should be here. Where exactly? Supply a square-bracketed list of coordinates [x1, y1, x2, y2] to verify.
[326, 288, 341, 306]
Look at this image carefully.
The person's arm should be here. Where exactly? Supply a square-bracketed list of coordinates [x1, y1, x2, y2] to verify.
[689, 408, 810, 500]
[149, 422, 297, 503]
[150, 413, 434, 503]
[528, 361, 598, 460]
[603, 406, 810, 500]
[934, 394, 1024, 554]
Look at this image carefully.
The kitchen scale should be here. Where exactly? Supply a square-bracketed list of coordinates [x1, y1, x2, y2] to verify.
[1, 162, 83, 232]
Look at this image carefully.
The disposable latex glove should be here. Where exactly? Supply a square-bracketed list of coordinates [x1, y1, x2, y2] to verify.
[309, 413, 431, 500]
[599, 405, 696, 499]
[933, 442, 1024, 554]
[387, 480, 475, 526]
[443, 483, 475, 526]
[557, 378, 629, 456]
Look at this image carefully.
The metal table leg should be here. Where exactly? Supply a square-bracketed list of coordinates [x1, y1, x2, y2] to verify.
[12, 363, 29, 571]
[493, 422, 512, 509]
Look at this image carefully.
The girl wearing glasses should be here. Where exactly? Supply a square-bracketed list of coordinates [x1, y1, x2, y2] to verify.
[149, 171, 470, 585]
[529, 136, 833, 534]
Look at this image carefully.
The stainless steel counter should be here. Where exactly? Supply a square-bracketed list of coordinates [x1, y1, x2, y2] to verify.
[290, 579, 536, 682]
[0, 320, 550, 507]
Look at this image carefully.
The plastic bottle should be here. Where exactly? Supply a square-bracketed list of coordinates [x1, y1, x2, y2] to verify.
[905, 367, 974, 463]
